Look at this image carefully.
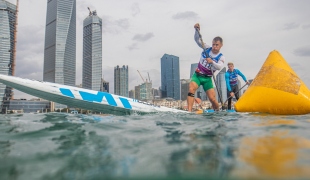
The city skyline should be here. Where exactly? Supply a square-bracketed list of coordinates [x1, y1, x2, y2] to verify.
[3, 0, 309, 99]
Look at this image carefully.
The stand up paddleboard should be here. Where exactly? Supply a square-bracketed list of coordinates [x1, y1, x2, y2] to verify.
[0, 75, 188, 115]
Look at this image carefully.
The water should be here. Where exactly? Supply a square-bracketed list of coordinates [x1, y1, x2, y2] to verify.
[1, 112, 310, 180]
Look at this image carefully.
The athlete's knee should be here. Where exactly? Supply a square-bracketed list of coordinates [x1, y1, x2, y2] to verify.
[208, 95, 217, 103]
[188, 82, 198, 92]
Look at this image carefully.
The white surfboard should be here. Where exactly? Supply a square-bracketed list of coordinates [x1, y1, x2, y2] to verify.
[0, 75, 187, 115]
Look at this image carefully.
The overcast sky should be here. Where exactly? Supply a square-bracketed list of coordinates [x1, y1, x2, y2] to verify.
[7, 0, 310, 99]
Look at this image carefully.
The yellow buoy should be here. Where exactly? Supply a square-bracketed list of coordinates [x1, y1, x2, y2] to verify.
[235, 50, 310, 115]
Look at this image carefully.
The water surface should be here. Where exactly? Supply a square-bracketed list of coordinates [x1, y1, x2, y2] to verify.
[1, 112, 310, 179]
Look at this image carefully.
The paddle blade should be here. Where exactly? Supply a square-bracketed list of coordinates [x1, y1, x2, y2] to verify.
[195, 109, 204, 114]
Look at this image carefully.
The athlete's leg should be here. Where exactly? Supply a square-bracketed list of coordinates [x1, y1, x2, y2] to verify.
[187, 81, 198, 112]
[227, 91, 232, 110]
[206, 88, 219, 110]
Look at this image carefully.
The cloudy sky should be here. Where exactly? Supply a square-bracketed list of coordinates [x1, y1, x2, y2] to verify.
[6, 0, 310, 99]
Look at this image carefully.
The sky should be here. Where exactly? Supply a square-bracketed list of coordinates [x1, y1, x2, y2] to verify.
[6, 0, 310, 99]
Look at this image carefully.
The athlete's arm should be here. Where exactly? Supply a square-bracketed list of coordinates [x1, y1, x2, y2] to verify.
[236, 69, 247, 82]
[225, 72, 232, 92]
[210, 56, 225, 70]
[194, 29, 210, 50]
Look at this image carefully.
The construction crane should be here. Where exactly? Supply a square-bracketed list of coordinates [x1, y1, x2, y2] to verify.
[11, 0, 19, 99]
[12, 0, 19, 77]
[87, 7, 92, 16]
[137, 70, 145, 83]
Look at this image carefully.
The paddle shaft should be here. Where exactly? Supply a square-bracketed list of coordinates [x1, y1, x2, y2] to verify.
[194, 98, 204, 109]
[195, 28, 224, 106]
[223, 83, 247, 105]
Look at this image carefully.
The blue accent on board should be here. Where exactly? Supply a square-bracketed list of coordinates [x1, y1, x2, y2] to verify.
[204, 109, 236, 113]
[226, 109, 236, 113]
[79, 91, 117, 107]
[60, 88, 75, 98]
[119, 97, 132, 109]
[204, 109, 215, 113]
[59, 88, 132, 109]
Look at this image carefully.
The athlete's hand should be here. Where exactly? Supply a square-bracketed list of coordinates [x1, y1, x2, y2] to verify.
[230, 92, 235, 97]
[194, 23, 200, 30]
[206, 58, 213, 64]
[246, 81, 250, 85]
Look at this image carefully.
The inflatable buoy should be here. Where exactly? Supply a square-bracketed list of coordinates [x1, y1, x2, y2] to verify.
[235, 50, 310, 115]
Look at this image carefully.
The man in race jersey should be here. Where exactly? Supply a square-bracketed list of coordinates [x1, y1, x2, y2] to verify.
[187, 23, 225, 112]
[225, 62, 249, 110]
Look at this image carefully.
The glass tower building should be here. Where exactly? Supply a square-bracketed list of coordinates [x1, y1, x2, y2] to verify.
[82, 10, 102, 91]
[43, 0, 76, 86]
[0, 0, 16, 107]
[161, 54, 180, 100]
[114, 65, 128, 97]
[215, 67, 227, 103]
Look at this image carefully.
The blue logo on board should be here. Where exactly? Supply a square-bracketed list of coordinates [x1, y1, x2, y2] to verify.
[59, 88, 132, 109]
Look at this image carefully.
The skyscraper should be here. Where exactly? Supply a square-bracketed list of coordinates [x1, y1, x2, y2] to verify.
[140, 82, 152, 101]
[161, 54, 180, 100]
[100, 78, 109, 92]
[134, 85, 140, 100]
[215, 67, 227, 103]
[43, 0, 76, 86]
[237, 79, 242, 97]
[190, 63, 207, 101]
[0, 0, 17, 107]
[83, 9, 102, 91]
[128, 90, 135, 99]
[180, 79, 190, 101]
[114, 65, 128, 97]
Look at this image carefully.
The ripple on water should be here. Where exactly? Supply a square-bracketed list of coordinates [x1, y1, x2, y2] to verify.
[0, 112, 310, 179]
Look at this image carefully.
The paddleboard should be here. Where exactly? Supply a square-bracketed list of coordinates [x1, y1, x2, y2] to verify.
[0, 75, 187, 115]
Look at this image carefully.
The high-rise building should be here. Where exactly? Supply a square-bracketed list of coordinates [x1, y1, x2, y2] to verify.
[43, 0, 76, 86]
[114, 65, 128, 97]
[248, 79, 254, 85]
[237, 79, 241, 97]
[100, 78, 109, 92]
[215, 67, 227, 103]
[134, 85, 140, 100]
[161, 54, 180, 100]
[0, 0, 17, 107]
[140, 82, 152, 101]
[180, 79, 190, 101]
[82, 9, 102, 91]
[190, 63, 197, 78]
[129, 90, 135, 99]
[190, 63, 207, 101]
[151, 88, 160, 99]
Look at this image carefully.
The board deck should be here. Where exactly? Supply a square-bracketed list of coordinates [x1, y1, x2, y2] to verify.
[0, 75, 188, 115]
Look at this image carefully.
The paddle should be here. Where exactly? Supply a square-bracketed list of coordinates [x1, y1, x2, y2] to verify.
[195, 28, 224, 107]
[222, 84, 248, 110]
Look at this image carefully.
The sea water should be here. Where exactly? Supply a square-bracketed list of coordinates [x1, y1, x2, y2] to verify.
[1, 112, 310, 180]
